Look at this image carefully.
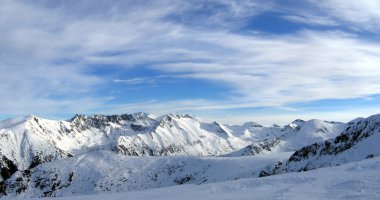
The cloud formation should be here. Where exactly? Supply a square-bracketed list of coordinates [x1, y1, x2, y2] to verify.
[1, 0, 380, 122]
[285, 0, 380, 32]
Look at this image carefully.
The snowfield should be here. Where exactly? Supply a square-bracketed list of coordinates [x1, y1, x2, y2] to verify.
[3, 151, 293, 197]
[9, 156, 380, 200]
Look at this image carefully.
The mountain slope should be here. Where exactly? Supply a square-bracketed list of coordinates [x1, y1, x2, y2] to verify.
[224, 119, 346, 157]
[0, 116, 72, 181]
[261, 114, 380, 176]
[1, 151, 292, 197]
[117, 114, 250, 156]
[0, 113, 157, 181]
[9, 155, 380, 200]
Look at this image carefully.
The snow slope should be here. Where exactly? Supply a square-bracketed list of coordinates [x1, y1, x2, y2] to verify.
[2, 151, 293, 197]
[0, 116, 72, 181]
[116, 115, 250, 156]
[10, 155, 380, 200]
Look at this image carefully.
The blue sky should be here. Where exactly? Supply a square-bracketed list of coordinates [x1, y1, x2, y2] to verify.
[1, 0, 380, 125]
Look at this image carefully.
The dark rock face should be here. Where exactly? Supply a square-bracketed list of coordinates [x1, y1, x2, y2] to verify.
[28, 152, 72, 169]
[287, 118, 379, 165]
[0, 156, 18, 181]
[117, 142, 188, 156]
[0, 181, 6, 195]
[117, 143, 155, 156]
[259, 161, 283, 177]
[239, 138, 281, 156]
[288, 143, 320, 162]
[130, 124, 149, 132]
[0, 149, 72, 186]
[366, 154, 374, 159]
[2, 168, 75, 197]
[70, 114, 124, 130]
[175, 175, 194, 185]
[69, 113, 153, 131]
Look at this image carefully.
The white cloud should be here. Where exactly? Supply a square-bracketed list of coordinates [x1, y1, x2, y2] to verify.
[105, 99, 278, 114]
[114, 78, 156, 85]
[152, 30, 380, 106]
[306, 0, 380, 32]
[113, 75, 175, 85]
[0, 0, 272, 116]
[100, 98, 380, 125]
[283, 14, 338, 26]
[0, 0, 380, 123]
[201, 108, 380, 126]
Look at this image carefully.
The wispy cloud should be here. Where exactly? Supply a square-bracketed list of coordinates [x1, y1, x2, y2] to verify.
[153, 30, 380, 104]
[302, 0, 380, 32]
[114, 77, 156, 85]
[101, 98, 380, 125]
[0, 0, 380, 123]
[282, 14, 338, 26]
[114, 75, 173, 85]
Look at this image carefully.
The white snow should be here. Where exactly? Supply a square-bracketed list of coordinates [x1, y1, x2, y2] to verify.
[277, 119, 346, 151]
[10, 156, 380, 200]
[4, 151, 293, 197]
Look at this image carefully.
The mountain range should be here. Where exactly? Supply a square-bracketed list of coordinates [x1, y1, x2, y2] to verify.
[0, 113, 378, 198]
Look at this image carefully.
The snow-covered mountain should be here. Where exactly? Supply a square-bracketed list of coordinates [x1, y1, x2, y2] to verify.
[0, 113, 159, 181]
[224, 119, 346, 157]
[0, 113, 345, 180]
[116, 114, 250, 156]
[260, 114, 380, 176]
[0, 116, 73, 182]
[0, 113, 250, 181]
[1, 112, 377, 198]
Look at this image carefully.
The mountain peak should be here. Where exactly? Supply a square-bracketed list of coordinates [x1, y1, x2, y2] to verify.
[290, 119, 305, 126]
[131, 112, 154, 120]
[157, 113, 198, 122]
[69, 113, 155, 124]
[241, 122, 263, 128]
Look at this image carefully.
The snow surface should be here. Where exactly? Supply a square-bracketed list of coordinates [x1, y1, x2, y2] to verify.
[9, 156, 380, 200]
[3, 151, 293, 197]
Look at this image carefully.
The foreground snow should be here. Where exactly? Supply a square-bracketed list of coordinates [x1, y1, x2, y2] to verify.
[11, 156, 380, 200]
[3, 151, 293, 197]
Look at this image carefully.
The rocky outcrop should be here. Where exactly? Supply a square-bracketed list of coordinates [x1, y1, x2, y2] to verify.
[223, 138, 281, 157]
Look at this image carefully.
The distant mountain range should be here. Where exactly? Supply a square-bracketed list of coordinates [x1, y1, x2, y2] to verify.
[0, 113, 378, 197]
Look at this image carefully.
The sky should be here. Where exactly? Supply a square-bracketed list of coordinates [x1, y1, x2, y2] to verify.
[1, 0, 380, 125]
